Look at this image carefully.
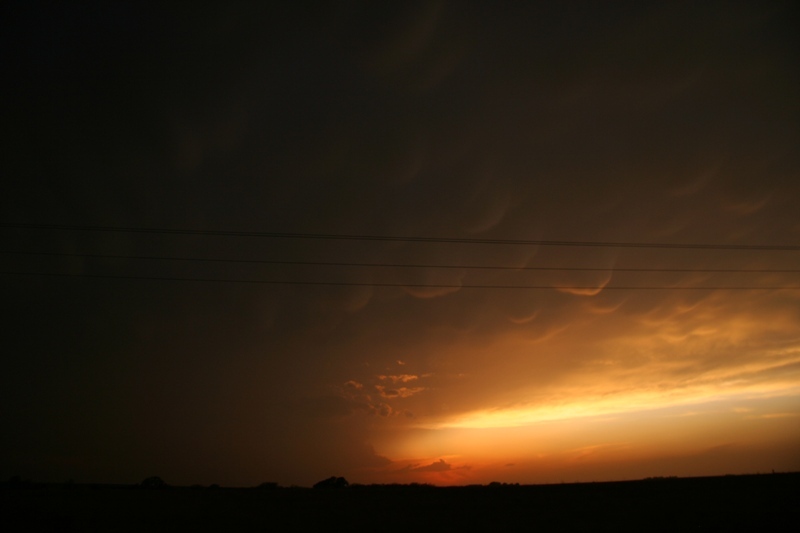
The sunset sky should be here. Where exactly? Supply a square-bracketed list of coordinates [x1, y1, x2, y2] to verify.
[2, 1, 799, 487]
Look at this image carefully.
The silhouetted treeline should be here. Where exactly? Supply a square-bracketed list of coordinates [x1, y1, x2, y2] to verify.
[139, 476, 167, 489]
[313, 476, 349, 489]
[3, 473, 798, 531]
[4, 471, 799, 491]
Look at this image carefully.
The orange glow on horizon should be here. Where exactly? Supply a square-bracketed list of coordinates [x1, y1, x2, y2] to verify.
[353, 326, 800, 485]
[361, 388, 800, 485]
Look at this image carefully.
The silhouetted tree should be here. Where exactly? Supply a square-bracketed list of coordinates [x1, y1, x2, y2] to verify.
[6, 475, 27, 488]
[140, 476, 167, 489]
[313, 476, 349, 489]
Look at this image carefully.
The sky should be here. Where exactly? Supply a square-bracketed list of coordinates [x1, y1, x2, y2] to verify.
[2, 1, 799, 487]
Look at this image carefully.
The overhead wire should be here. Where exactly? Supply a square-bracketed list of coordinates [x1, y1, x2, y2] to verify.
[1, 250, 799, 273]
[3, 271, 799, 290]
[3, 222, 798, 290]
[2, 222, 800, 251]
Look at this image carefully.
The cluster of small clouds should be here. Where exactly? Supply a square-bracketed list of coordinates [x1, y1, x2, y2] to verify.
[376, 374, 420, 383]
[334, 369, 434, 419]
[344, 380, 364, 390]
[375, 385, 425, 399]
[374, 373, 427, 399]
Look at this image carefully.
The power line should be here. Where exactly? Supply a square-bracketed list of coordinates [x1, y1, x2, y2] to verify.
[2, 250, 799, 273]
[2, 223, 799, 251]
[4, 271, 799, 290]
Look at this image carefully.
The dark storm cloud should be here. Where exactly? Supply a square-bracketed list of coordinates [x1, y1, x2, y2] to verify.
[2, 1, 799, 486]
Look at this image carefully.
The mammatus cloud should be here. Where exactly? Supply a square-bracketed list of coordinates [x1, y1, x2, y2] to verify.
[4, 1, 798, 489]
[360, 287, 800, 435]
[507, 311, 538, 325]
[723, 196, 770, 215]
[341, 285, 375, 313]
[403, 284, 463, 299]
[556, 272, 613, 297]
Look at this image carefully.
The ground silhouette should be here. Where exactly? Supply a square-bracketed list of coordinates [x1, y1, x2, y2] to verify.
[2, 473, 797, 531]
[138, 476, 167, 489]
[313, 476, 349, 489]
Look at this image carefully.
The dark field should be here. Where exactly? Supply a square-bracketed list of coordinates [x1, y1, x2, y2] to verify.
[3, 473, 798, 532]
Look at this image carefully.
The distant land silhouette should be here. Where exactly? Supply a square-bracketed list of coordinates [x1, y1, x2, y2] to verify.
[2, 472, 797, 531]
[313, 476, 349, 489]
